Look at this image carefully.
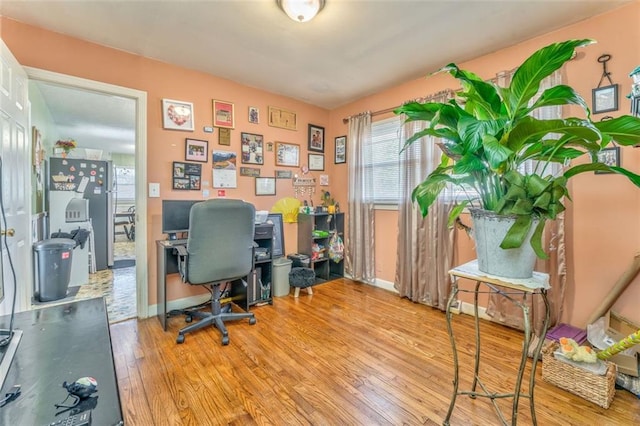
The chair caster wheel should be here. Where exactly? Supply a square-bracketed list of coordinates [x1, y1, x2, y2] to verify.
[222, 336, 229, 345]
[176, 334, 185, 344]
[185, 316, 192, 323]
[249, 317, 257, 325]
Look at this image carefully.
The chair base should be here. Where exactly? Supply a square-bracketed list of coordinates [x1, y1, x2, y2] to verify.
[176, 282, 256, 345]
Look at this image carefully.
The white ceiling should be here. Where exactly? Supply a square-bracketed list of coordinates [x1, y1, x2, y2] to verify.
[1, 0, 630, 154]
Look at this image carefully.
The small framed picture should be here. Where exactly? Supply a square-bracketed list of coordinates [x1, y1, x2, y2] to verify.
[268, 106, 297, 130]
[308, 153, 324, 171]
[275, 170, 292, 179]
[218, 128, 231, 146]
[592, 84, 618, 114]
[173, 161, 186, 178]
[172, 178, 190, 190]
[335, 135, 346, 164]
[172, 161, 201, 190]
[595, 146, 620, 174]
[241, 132, 264, 165]
[185, 138, 208, 163]
[275, 142, 300, 167]
[255, 177, 276, 196]
[308, 124, 325, 152]
[212, 99, 235, 128]
[189, 175, 201, 190]
[248, 106, 259, 124]
[162, 99, 194, 131]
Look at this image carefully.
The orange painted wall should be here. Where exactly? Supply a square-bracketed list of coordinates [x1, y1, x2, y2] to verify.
[328, 3, 640, 327]
[1, 17, 331, 305]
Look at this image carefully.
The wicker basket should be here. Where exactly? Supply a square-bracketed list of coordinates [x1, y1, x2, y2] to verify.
[542, 341, 616, 408]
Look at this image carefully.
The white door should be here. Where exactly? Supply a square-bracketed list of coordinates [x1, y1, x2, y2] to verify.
[0, 39, 32, 316]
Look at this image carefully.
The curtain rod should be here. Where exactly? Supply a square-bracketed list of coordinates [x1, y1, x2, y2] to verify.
[341, 89, 455, 124]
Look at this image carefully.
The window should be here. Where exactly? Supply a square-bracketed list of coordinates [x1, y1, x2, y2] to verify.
[364, 115, 403, 205]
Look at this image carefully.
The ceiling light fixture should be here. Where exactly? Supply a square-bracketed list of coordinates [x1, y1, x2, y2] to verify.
[276, 0, 326, 23]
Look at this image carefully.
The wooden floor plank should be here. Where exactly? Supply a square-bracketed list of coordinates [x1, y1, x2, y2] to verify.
[110, 279, 640, 425]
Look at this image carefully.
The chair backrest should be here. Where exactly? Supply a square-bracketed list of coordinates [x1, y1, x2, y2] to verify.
[186, 199, 256, 284]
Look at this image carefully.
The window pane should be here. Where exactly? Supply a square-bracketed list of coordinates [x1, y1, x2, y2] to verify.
[367, 116, 402, 204]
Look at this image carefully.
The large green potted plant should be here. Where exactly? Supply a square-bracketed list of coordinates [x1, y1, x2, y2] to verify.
[395, 39, 640, 278]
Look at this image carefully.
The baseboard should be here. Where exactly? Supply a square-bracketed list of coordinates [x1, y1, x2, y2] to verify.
[343, 273, 398, 294]
[458, 300, 491, 320]
[147, 294, 211, 317]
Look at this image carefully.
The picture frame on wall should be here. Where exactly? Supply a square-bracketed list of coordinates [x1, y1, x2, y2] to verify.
[275, 142, 300, 167]
[592, 84, 618, 114]
[218, 127, 231, 145]
[255, 177, 276, 196]
[185, 138, 208, 163]
[212, 99, 235, 128]
[594, 146, 620, 174]
[308, 153, 324, 171]
[248, 106, 259, 124]
[172, 161, 202, 190]
[334, 135, 346, 164]
[308, 124, 325, 152]
[268, 106, 297, 130]
[240, 132, 264, 165]
[162, 99, 194, 131]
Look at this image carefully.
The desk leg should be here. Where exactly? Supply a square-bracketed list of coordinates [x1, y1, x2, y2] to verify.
[443, 278, 460, 426]
[156, 244, 168, 331]
[528, 290, 550, 425]
[471, 280, 481, 395]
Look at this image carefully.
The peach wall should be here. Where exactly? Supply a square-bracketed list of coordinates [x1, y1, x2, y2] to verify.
[1, 17, 331, 305]
[328, 3, 640, 327]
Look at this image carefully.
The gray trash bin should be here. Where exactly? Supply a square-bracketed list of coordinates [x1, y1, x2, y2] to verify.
[33, 238, 76, 302]
[272, 257, 292, 297]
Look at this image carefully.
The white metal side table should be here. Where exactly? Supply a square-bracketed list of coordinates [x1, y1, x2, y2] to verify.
[443, 260, 551, 426]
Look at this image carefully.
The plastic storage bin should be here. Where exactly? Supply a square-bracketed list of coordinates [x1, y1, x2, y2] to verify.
[272, 257, 292, 297]
[33, 238, 76, 302]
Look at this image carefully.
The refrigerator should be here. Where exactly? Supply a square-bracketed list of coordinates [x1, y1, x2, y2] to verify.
[47, 157, 114, 272]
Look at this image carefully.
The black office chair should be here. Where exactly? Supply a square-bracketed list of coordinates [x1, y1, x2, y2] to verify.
[175, 199, 257, 345]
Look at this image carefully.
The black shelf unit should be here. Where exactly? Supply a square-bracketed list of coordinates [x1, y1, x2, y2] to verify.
[231, 222, 274, 309]
[297, 213, 344, 283]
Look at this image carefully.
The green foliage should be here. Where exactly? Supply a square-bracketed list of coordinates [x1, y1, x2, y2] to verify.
[395, 39, 640, 258]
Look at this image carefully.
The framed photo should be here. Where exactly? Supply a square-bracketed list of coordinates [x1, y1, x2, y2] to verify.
[162, 99, 194, 131]
[595, 146, 620, 174]
[255, 177, 276, 196]
[308, 124, 325, 152]
[172, 161, 201, 190]
[268, 106, 297, 130]
[218, 127, 231, 146]
[308, 153, 325, 171]
[240, 132, 264, 165]
[275, 142, 300, 167]
[212, 99, 235, 128]
[592, 84, 618, 114]
[335, 135, 346, 164]
[185, 138, 208, 163]
[240, 167, 261, 177]
[248, 106, 259, 124]
[275, 170, 292, 179]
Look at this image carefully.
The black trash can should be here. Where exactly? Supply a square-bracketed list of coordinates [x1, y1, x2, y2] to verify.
[33, 238, 76, 302]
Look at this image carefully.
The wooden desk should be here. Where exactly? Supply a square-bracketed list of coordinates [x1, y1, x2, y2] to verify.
[444, 260, 550, 426]
[0, 297, 123, 425]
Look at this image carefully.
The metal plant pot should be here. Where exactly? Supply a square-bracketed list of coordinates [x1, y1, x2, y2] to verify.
[470, 208, 538, 279]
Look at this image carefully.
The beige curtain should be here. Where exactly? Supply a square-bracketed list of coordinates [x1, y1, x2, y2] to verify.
[485, 70, 566, 335]
[346, 112, 375, 284]
[395, 94, 455, 309]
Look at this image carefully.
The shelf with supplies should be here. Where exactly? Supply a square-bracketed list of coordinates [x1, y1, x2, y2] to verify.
[297, 213, 344, 283]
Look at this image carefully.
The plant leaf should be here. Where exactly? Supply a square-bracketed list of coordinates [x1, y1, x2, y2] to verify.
[530, 220, 549, 259]
[565, 163, 640, 187]
[509, 39, 594, 115]
[524, 85, 590, 118]
[594, 115, 640, 146]
[411, 173, 452, 216]
[500, 215, 532, 249]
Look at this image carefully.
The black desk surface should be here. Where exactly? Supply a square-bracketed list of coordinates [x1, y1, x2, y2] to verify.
[0, 297, 123, 425]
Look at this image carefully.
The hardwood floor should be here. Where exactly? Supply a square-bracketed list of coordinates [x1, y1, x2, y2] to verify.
[110, 279, 640, 425]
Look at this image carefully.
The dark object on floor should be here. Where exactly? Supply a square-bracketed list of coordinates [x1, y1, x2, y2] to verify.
[289, 267, 315, 288]
[111, 259, 136, 269]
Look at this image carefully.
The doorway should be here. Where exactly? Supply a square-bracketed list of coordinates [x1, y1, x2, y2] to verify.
[27, 67, 148, 321]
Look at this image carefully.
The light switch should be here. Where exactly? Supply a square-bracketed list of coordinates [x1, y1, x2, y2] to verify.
[149, 182, 160, 198]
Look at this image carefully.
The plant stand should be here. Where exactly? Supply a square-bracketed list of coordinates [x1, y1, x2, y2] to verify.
[443, 260, 550, 425]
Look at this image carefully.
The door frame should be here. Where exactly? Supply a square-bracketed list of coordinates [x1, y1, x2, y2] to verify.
[26, 67, 149, 319]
